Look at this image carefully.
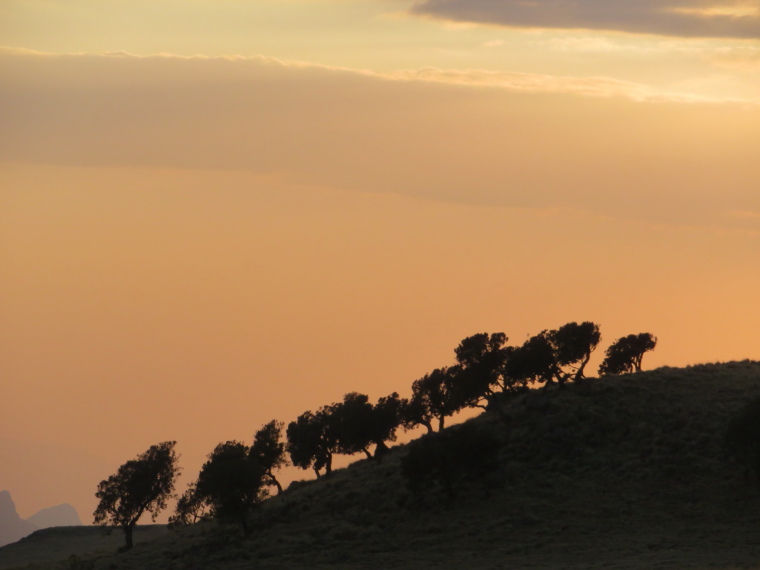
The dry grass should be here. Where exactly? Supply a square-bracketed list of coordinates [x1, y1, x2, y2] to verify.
[5, 360, 760, 570]
[0, 526, 168, 570]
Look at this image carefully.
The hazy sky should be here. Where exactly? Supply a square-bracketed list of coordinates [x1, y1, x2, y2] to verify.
[1, 0, 759, 524]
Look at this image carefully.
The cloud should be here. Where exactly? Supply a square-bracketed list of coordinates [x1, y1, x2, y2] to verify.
[709, 44, 760, 68]
[382, 66, 729, 102]
[410, 0, 760, 39]
[1, 47, 759, 230]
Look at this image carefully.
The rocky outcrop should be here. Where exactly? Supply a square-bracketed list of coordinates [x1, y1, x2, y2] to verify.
[0, 491, 37, 547]
[0, 491, 82, 547]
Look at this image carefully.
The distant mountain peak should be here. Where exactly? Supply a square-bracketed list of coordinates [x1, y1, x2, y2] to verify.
[27, 503, 82, 529]
[0, 490, 21, 523]
[0, 490, 37, 547]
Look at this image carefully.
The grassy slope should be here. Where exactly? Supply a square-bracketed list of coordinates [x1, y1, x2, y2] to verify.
[0, 526, 168, 570]
[8, 361, 760, 570]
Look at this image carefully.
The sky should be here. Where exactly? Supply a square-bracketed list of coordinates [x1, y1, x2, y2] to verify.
[1, 0, 759, 524]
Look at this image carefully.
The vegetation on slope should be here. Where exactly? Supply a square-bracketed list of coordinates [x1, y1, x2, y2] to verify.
[8, 360, 760, 570]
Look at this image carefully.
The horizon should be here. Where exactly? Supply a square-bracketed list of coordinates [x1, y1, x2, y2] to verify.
[2, 0, 759, 526]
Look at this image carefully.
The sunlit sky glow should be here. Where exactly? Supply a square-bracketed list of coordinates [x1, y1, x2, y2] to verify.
[1, 0, 758, 524]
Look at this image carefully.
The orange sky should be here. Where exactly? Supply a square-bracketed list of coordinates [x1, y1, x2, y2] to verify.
[1, 0, 759, 524]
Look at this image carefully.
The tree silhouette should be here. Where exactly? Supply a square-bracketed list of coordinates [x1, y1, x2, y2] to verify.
[286, 408, 338, 478]
[193, 441, 267, 534]
[331, 392, 377, 459]
[169, 482, 208, 528]
[452, 332, 510, 407]
[93, 441, 180, 550]
[400, 392, 435, 434]
[251, 420, 288, 494]
[546, 321, 602, 384]
[599, 333, 657, 376]
[404, 367, 463, 432]
[504, 333, 558, 387]
[370, 392, 404, 458]
[503, 322, 602, 388]
[330, 392, 405, 459]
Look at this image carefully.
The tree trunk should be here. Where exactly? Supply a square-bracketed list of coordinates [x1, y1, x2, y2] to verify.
[362, 448, 372, 460]
[123, 524, 134, 550]
[313, 466, 321, 479]
[271, 475, 283, 494]
[438, 416, 445, 431]
[374, 440, 389, 460]
[325, 454, 333, 477]
[423, 421, 434, 434]
[575, 356, 589, 381]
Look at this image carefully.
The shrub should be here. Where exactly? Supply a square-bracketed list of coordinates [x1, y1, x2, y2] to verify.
[725, 397, 760, 482]
[400, 423, 502, 501]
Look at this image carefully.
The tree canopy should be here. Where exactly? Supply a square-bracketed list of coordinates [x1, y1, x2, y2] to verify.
[330, 392, 377, 459]
[404, 367, 463, 432]
[93, 441, 180, 550]
[329, 392, 405, 459]
[369, 392, 404, 458]
[599, 333, 657, 376]
[452, 332, 510, 407]
[504, 333, 558, 387]
[547, 321, 602, 383]
[192, 441, 267, 533]
[286, 408, 338, 478]
[251, 420, 288, 494]
[502, 322, 602, 388]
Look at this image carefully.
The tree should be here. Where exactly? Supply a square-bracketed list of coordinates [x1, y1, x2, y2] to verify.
[331, 392, 377, 459]
[452, 332, 510, 407]
[286, 408, 338, 478]
[502, 322, 602, 388]
[93, 441, 180, 550]
[251, 420, 288, 494]
[504, 333, 558, 388]
[193, 441, 267, 534]
[168, 482, 208, 528]
[369, 392, 404, 458]
[405, 367, 463, 432]
[400, 392, 435, 434]
[330, 392, 404, 460]
[599, 333, 657, 376]
[546, 321, 602, 383]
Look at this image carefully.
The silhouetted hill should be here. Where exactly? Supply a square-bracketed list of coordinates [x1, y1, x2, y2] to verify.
[26, 504, 81, 529]
[0, 526, 168, 569]
[5, 361, 760, 569]
[0, 492, 36, 548]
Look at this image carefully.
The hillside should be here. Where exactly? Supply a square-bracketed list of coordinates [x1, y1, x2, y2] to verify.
[6, 361, 760, 570]
[0, 527, 168, 570]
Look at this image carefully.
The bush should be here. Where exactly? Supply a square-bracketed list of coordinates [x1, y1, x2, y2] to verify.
[400, 423, 503, 502]
[725, 397, 760, 482]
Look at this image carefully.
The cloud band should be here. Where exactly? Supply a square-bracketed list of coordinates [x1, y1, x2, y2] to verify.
[410, 0, 760, 38]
